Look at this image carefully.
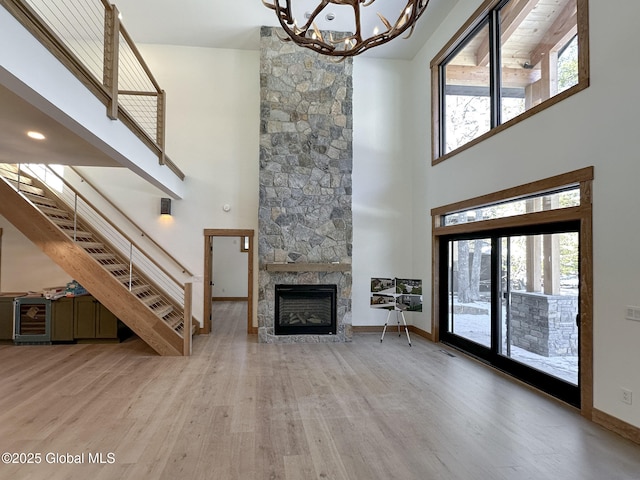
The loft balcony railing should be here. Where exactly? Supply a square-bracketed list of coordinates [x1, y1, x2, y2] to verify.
[0, 0, 184, 180]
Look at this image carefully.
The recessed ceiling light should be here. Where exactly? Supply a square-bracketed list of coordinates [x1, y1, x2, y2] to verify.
[27, 131, 46, 140]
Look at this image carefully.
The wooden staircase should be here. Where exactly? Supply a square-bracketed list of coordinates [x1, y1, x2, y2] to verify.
[0, 164, 188, 355]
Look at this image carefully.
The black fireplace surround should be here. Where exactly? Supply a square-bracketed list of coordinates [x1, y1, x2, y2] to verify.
[275, 284, 337, 335]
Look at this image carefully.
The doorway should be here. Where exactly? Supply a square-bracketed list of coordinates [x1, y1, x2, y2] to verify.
[440, 224, 580, 406]
[203, 229, 254, 335]
[431, 167, 593, 415]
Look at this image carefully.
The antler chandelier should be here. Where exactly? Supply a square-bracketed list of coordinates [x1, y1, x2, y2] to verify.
[262, 0, 431, 57]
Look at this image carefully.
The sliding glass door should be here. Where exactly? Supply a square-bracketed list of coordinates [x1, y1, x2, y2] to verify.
[440, 224, 580, 406]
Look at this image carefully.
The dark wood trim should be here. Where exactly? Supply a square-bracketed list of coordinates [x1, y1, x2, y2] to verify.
[0, 227, 2, 293]
[435, 207, 583, 237]
[203, 229, 255, 336]
[431, 166, 593, 218]
[352, 325, 434, 342]
[183, 282, 192, 356]
[431, 216, 441, 343]
[352, 326, 386, 334]
[265, 262, 351, 272]
[593, 409, 640, 446]
[212, 297, 248, 302]
[409, 325, 434, 342]
[203, 235, 212, 335]
[579, 178, 594, 419]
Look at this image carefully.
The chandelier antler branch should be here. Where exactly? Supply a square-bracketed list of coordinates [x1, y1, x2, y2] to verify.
[262, 0, 431, 57]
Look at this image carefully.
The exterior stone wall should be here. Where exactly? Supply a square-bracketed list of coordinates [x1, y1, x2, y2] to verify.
[511, 292, 578, 357]
[258, 27, 353, 343]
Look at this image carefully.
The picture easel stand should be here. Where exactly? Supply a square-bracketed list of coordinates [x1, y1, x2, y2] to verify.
[380, 309, 411, 347]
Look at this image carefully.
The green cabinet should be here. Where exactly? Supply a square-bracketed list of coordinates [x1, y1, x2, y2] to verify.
[0, 295, 18, 340]
[73, 296, 118, 341]
[51, 297, 74, 342]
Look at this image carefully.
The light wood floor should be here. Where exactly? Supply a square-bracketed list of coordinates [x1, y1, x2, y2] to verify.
[1, 302, 639, 479]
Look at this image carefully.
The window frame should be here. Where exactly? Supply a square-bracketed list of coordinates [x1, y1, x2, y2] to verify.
[430, 0, 590, 165]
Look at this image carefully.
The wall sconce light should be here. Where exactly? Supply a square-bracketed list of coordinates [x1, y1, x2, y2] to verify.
[160, 197, 172, 216]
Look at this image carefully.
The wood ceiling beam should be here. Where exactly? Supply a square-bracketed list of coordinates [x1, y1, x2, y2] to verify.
[529, 1, 578, 68]
[475, 0, 541, 67]
[446, 64, 541, 89]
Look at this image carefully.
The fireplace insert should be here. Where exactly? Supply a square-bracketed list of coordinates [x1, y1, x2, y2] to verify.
[275, 284, 337, 335]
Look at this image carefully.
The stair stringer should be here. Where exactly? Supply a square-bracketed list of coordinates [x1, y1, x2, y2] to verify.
[0, 179, 184, 356]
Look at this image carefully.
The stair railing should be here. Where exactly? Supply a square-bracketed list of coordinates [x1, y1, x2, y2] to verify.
[0, 0, 184, 179]
[67, 166, 193, 278]
[10, 163, 192, 335]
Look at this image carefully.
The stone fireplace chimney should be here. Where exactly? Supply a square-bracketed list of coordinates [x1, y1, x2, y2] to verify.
[258, 27, 353, 343]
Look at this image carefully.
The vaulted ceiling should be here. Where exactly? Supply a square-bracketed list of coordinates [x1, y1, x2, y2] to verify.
[0, 0, 456, 176]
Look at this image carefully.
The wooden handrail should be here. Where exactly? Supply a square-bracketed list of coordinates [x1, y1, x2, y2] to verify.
[68, 166, 192, 276]
[24, 165, 192, 288]
[117, 22, 162, 93]
[3, 0, 183, 179]
[183, 282, 192, 356]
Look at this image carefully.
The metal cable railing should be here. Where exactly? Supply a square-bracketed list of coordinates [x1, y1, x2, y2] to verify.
[1, 163, 189, 335]
[1, 0, 183, 179]
[26, 0, 105, 81]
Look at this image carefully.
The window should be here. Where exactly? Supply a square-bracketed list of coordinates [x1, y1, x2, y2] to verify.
[442, 187, 580, 226]
[431, 0, 589, 163]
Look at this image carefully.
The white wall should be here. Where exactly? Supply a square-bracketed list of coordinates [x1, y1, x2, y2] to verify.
[212, 236, 248, 298]
[352, 57, 415, 327]
[0, 218, 71, 292]
[407, 0, 640, 428]
[75, 45, 261, 325]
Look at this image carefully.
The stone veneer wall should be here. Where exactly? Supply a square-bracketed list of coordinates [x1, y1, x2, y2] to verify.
[511, 292, 578, 356]
[257, 27, 353, 343]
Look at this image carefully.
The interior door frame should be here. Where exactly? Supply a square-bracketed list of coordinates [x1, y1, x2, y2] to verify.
[203, 229, 255, 335]
[431, 167, 593, 417]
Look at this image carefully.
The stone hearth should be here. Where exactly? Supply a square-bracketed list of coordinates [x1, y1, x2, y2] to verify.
[257, 27, 353, 343]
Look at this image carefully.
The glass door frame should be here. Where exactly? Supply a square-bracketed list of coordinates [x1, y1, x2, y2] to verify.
[439, 222, 581, 407]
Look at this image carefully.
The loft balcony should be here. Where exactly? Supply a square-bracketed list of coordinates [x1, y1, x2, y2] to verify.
[0, 0, 184, 198]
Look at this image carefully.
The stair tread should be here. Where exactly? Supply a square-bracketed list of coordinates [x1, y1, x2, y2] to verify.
[89, 252, 117, 261]
[40, 205, 70, 217]
[0, 169, 34, 185]
[140, 294, 162, 306]
[113, 273, 138, 283]
[23, 192, 57, 206]
[152, 304, 173, 318]
[11, 183, 44, 196]
[76, 241, 105, 250]
[50, 217, 76, 228]
[103, 263, 129, 272]
[130, 284, 152, 295]
[62, 229, 92, 239]
[167, 317, 183, 330]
